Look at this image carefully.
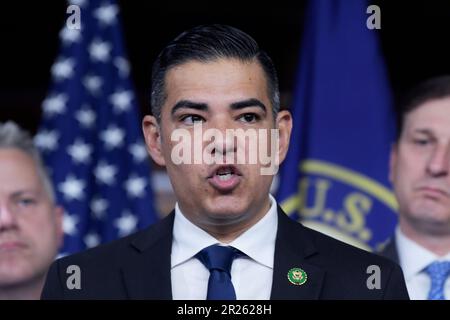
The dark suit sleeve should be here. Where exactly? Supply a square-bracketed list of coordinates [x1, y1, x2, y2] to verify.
[41, 260, 65, 300]
[382, 263, 410, 300]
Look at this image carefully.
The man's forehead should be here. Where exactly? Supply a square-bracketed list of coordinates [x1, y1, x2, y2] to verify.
[162, 58, 270, 112]
[405, 97, 450, 132]
[0, 148, 36, 166]
[167, 58, 262, 75]
[0, 149, 41, 184]
[166, 59, 265, 89]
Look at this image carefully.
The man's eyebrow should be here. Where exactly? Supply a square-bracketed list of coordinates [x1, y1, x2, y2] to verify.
[171, 100, 208, 115]
[11, 190, 37, 198]
[230, 98, 267, 113]
[413, 128, 434, 135]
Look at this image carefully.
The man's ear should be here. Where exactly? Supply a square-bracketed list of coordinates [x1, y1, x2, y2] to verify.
[142, 115, 166, 166]
[276, 110, 293, 165]
[389, 143, 398, 184]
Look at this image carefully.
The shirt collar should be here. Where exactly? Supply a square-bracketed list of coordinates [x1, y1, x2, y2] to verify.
[396, 227, 450, 280]
[171, 194, 278, 269]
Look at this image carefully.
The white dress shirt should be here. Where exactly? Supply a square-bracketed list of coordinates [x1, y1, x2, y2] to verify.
[171, 194, 278, 300]
[396, 227, 450, 300]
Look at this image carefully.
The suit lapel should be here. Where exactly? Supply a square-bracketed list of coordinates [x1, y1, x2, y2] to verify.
[121, 212, 175, 299]
[378, 237, 399, 264]
[270, 207, 326, 299]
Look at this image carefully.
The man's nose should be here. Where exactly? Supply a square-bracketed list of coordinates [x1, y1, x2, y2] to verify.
[426, 144, 450, 177]
[207, 119, 237, 156]
[0, 203, 19, 231]
[211, 134, 236, 156]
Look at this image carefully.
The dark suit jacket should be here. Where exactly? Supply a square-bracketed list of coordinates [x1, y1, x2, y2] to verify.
[41, 207, 409, 299]
[379, 237, 400, 265]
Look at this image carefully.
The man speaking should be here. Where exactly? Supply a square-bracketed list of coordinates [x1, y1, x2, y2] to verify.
[42, 24, 409, 299]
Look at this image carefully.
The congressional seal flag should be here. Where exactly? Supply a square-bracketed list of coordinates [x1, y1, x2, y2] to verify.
[277, 0, 397, 251]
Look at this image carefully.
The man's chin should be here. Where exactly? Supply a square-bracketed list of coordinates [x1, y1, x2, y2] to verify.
[409, 205, 450, 234]
[412, 199, 450, 218]
[0, 267, 36, 288]
[206, 209, 248, 222]
[203, 202, 250, 224]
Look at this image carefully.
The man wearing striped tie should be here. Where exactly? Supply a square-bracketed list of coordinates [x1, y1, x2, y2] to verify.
[381, 76, 450, 300]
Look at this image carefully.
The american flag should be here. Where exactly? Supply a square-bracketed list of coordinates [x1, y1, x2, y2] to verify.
[35, 0, 159, 255]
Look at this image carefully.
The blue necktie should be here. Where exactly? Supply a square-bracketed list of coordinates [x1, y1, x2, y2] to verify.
[196, 244, 240, 300]
[425, 261, 450, 300]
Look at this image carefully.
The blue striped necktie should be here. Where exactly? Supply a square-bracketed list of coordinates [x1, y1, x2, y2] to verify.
[425, 261, 450, 300]
[196, 244, 241, 300]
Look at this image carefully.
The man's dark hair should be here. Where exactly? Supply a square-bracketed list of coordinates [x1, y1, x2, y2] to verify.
[397, 75, 450, 140]
[150, 24, 280, 122]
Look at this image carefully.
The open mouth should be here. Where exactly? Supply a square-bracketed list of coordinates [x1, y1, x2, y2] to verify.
[215, 166, 237, 181]
[208, 165, 242, 191]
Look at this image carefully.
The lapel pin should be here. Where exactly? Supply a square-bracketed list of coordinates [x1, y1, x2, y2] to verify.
[287, 267, 307, 285]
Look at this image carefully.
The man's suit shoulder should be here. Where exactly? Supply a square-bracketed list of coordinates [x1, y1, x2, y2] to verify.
[303, 224, 399, 268]
[41, 214, 174, 299]
[279, 210, 402, 272]
[61, 211, 174, 263]
[294, 222, 407, 299]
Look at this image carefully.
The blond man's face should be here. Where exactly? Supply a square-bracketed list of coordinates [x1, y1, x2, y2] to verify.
[0, 149, 62, 287]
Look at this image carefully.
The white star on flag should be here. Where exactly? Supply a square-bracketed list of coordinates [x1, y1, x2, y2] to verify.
[114, 211, 138, 237]
[34, 130, 59, 151]
[60, 27, 81, 45]
[36, 0, 159, 255]
[90, 197, 108, 220]
[63, 212, 79, 236]
[59, 175, 85, 201]
[94, 161, 117, 185]
[100, 125, 125, 149]
[84, 232, 101, 248]
[75, 107, 96, 128]
[125, 175, 147, 198]
[83, 74, 103, 95]
[129, 142, 148, 162]
[89, 39, 111, 62]
[51, 58, 75, 81]
[70, 0, 87, 7]
[67, 139, 92, 164]
[42, 93, 67, 117]
[114, 57, 130, 77]
[110, 89, 133, 113]
[94, 3, 118, 26]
